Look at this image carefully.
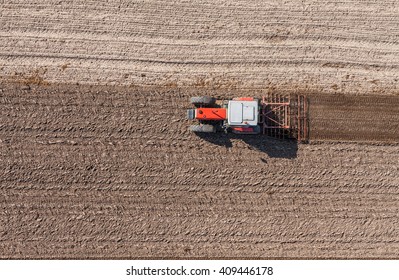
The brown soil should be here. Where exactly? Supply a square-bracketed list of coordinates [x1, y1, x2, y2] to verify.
[1, 0, 398, 260]
[310, 94, 399, 142]
[1, 83, 399, 259]
[1, 1, 399, 94]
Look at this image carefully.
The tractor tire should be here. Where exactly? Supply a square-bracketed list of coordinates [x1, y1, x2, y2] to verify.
[189, 124, 216, 133]
[190, 96, 216, 106]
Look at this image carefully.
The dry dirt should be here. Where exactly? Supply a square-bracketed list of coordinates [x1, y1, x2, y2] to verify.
[1, 0, 399, 94]
[1, 83, 399, 259]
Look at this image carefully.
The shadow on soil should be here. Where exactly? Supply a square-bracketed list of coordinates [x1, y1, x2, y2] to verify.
[194, 133, 298, 159]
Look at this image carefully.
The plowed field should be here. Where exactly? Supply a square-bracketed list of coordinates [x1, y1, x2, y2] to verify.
[1, 0, 399, 94]
[1, 83, 399, 259]
[1, 0, 399, 259]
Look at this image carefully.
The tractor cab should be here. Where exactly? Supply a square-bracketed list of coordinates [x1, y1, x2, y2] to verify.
[228, 99, 258, 124]
[187, 96, 260, 134]
[226, 98, 260, 134]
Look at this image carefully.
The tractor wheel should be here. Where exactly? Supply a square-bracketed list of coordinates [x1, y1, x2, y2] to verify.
[189, 124, 216, 133]
[190, 96, 216, 106]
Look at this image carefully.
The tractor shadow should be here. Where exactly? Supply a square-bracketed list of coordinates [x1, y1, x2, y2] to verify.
[194, 133, 298, 159]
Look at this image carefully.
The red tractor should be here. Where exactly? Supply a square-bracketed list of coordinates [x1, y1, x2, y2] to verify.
[187, 96, 261, 134]
[187, 94, 309, 141]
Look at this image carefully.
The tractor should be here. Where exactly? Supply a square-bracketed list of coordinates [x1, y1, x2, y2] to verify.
[187, 94, 309, 142]
[186, 96, 261, 134]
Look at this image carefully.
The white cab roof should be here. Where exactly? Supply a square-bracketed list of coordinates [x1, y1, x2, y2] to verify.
[228, 100, 258, 126]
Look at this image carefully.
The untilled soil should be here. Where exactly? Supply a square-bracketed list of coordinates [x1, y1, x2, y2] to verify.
[1, 83, 399, 259]
[1, 0, 399, 94]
